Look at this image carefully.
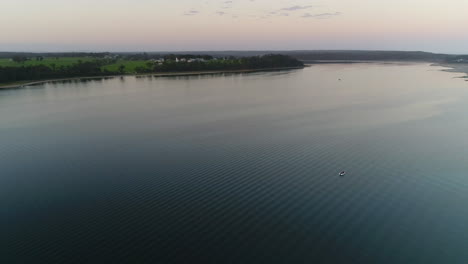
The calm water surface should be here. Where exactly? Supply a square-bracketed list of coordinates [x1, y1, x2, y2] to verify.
[2, 63, 468, 263]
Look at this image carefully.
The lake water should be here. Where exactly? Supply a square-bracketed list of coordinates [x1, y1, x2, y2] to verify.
[2, 63, 468, 263]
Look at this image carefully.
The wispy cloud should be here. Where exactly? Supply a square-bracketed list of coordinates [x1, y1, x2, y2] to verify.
[183, 9, 200, 16]
[221, 0, 233, 9]
[280, 5, 314, 11]
[184, 2, 339, 21]
[302, 12, 342, 19]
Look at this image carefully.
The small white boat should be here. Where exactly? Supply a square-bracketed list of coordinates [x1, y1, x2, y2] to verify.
[339, 171, 346, 176]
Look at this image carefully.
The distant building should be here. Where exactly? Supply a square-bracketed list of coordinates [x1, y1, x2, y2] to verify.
[187, 58, 205, 63]
[173, 57, 210, 63]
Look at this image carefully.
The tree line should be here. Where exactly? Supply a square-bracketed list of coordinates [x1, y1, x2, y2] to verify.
[0, 60, 115, 83]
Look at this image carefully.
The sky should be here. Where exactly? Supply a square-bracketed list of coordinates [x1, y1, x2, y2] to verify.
[1, 0, 468, 53]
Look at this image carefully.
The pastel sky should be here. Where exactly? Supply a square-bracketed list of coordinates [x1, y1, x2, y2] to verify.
[1, 0, 468, 53]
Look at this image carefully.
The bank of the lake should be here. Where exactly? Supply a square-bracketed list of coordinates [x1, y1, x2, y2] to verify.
[434, 63, 468, 80]
[0, 66, 305, 89]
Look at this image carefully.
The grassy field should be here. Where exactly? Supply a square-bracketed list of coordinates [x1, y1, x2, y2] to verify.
[0, 57, 152, 74]
[0, 57, 95, 68]
[101, 60, 151, 73]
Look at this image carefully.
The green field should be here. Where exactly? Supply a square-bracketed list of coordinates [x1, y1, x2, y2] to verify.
[0, 57, 152, 74]
[101, 60, 151, 73]
[0, 57, 95, 68]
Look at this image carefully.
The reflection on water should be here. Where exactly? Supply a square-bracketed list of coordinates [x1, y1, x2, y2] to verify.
[1, 63, 468, 263]
[27, 76, 117, 87]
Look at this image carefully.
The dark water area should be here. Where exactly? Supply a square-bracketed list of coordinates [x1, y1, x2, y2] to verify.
[2, 63, 468, 263]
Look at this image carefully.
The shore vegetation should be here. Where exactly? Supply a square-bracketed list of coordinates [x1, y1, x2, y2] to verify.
[0, 54, 304, 85]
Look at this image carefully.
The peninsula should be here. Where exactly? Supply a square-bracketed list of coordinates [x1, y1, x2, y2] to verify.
[0, 54, 304, 88]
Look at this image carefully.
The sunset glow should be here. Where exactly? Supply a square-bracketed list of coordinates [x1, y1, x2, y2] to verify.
[2, 0, 468, 52]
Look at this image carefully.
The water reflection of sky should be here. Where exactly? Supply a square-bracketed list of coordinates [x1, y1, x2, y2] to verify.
[2, 63, 468, 264]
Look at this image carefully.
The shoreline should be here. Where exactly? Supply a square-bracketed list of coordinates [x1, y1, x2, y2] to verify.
[0, 66, 304, 89]
[432, 63, 468, 80]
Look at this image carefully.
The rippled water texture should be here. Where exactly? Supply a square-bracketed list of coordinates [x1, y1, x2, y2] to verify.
[2, 63, 468, 263]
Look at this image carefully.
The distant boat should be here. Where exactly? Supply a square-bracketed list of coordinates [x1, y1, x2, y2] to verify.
[339, 171, 346, 176]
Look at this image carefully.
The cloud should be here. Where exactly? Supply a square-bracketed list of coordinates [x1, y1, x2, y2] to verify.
[280, 5, 314, 11]
[221, 0, 233, 9]
[184, 9, 200, 16]
[302, 12, 342, 19]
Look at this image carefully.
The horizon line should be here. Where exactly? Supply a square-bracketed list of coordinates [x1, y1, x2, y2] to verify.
[0, 49, 464, 55]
